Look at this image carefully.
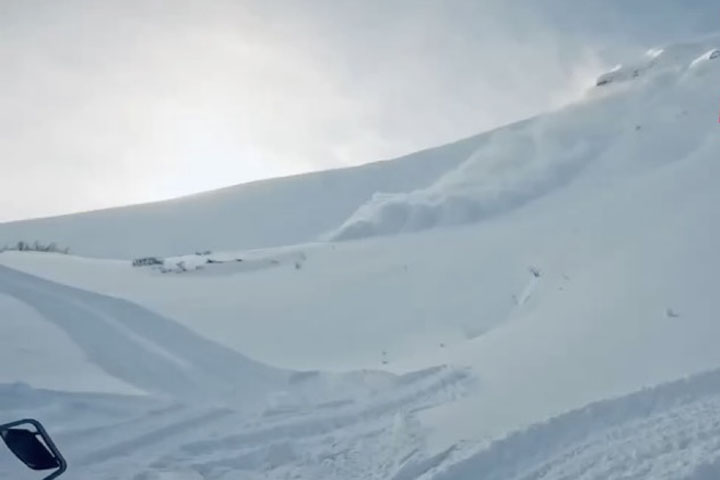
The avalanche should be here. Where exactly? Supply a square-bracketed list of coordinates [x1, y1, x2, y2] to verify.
[2, 36, 720, 479]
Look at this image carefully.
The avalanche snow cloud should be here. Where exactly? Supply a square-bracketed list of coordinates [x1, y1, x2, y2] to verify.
[330, 38, 720, 241]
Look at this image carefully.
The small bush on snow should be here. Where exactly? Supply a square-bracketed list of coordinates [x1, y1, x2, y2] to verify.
[1, 241, 70, 254]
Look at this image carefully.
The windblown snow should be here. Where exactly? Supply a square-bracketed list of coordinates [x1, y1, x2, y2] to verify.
[2, 36, 720, 480]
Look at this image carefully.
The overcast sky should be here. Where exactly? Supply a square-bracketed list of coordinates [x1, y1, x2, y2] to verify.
[1, 0, 717, 221]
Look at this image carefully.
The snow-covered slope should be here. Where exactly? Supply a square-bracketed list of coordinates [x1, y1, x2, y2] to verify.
[0, 291, 141, 394]
[2, 37, 720, 480]
[0, 133, 488, 259]
[331, 38, 720, 240]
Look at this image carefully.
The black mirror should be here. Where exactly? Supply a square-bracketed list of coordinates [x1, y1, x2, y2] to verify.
[0, 419, 66, 480]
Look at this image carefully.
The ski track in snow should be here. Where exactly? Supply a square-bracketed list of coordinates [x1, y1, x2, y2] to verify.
[0, 367, 472, 480]
[425, 367, 720, 480]
[0, 264, 473, 479]
[4, 262, 720, 478]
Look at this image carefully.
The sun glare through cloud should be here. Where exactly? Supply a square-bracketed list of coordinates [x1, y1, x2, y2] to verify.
[1, 0, 717, 221]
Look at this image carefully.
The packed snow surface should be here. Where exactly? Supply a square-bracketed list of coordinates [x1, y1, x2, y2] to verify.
[2, 36, 720, 479]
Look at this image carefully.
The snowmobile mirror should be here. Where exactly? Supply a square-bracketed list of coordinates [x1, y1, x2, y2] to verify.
[0, 419, 66, 480]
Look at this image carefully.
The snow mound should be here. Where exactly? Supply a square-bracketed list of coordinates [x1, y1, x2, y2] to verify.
[0, 264, 286, 400]
[0, 292, 142, 394]
[330, 38, 720, 241]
